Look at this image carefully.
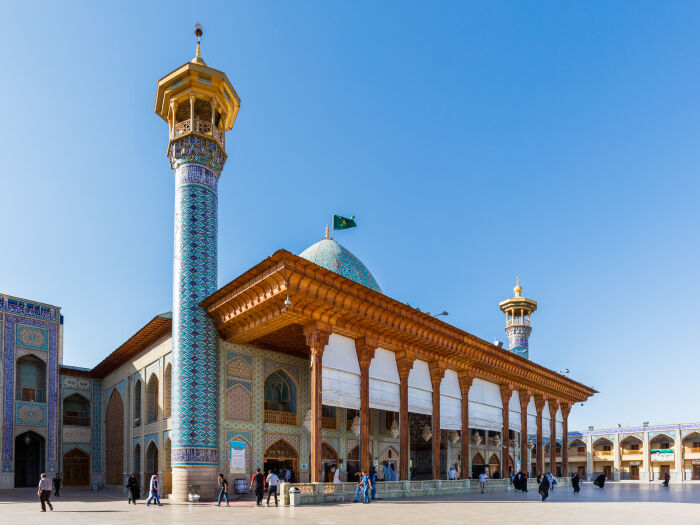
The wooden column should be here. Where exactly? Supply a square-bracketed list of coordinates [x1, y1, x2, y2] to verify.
[458, 371, 474, 479]
[429, 362, 446, 480]
[534, 394, 545, 475]
[303, 322, 331, 483]
[519, 390, 531, 475]
[396, 353, 414, 481]
[355, 336, 377, 475]
[549, 399, 559, 475]
[561, 403, 571, 476]
[500, 384, 513, 477]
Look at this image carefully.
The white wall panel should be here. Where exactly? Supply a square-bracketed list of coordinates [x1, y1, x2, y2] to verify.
[369, 348, 400, 383]
[323, 334, 360, 374]
[440, 370, 461, 399]
[440, 395, 462, 430]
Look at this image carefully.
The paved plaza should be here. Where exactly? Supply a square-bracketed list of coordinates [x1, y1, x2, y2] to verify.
[1, 483, 699, 525]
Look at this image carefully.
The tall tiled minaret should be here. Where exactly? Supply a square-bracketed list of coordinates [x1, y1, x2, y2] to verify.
[154, 25, 240, 500]
[498, 278, 537, 359]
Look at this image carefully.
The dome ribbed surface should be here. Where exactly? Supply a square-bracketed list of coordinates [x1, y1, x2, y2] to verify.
[299, 239, 381, 293]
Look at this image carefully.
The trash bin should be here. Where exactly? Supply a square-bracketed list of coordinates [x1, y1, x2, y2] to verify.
[91, 480, 99, 491]
[289, 487, 301, 506]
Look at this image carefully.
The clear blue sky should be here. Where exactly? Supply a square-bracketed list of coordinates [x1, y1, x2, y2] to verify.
[2, 1, 697, 431]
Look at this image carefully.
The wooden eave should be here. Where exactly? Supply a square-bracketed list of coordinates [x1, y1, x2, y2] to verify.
[202, 250, 597, 404]
[90, 314, 172, 378]
[59, 366, 93, 378]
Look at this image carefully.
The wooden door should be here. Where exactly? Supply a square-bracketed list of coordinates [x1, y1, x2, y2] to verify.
[63, 449, 90, 486]
[693, 465, 700, 481]
[602, 466, 611, 478]
[630, 465, 639, 480]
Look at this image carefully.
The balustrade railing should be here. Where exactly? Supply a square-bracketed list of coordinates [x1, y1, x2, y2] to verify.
[264, 410, 297, 426]
[172, 118, 225, 147]
[322, 417, 337, 430]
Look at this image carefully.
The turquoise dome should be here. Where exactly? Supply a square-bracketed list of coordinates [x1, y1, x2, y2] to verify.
[299, 238, 382, 293]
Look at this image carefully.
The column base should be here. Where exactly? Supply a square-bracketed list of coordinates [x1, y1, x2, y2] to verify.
[170, 465, 219, 502]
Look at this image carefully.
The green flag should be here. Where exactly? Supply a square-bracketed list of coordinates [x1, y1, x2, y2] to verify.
[333, 214, 357, 230]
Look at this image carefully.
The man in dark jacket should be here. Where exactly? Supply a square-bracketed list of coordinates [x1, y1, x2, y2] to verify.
[250, 468, 265, 506]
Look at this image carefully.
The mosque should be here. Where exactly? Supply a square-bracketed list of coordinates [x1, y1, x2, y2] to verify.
[0, 28, 595, 498]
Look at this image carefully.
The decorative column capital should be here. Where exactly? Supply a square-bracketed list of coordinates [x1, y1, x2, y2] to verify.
[560, 402, 571, 419]
[429, 361, 446, 390]
[303, 321, 331, 357]
[395, 351, 415, 380]
[518, 389, 532, 411]
[533, 394, 546, 414]
[354, 335, 377, 369]
[499, 383, 514, 406]
[547, 398, 560, 418]
[458, 369, 474, 396]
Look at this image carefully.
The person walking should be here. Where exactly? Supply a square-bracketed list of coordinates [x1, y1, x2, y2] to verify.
[479, 472, 489, 493]
[572, 472, 581, 494]
[250, 468, 265, 506]
[38, 473, 54, 512]
[448, 465, 457, 480]
[359, 471, 373, 504]
[145, 474, 162, 507]
[266, 469, 280, 506]
[52, 472, 62, 497]
[126, 473, 140, 504]
[369, 465, 377, 500]
[353, 472, 363, 502]
[663, 472, 670, 487]
[215, 474, 229, 506]
[537, 473, 550, 502]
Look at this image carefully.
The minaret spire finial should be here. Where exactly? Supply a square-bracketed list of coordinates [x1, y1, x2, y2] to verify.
[195, 23, 203, 58]
[325, 225, 330, 240]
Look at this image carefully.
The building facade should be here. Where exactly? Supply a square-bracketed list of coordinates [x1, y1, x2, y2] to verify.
[536, 423, 700, 482]
[0, 30, 596, 495]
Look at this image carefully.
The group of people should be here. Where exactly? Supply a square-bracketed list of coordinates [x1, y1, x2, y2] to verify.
[353, 469, 376, 503]
[248, 468, 284, 507]
[511, 470, 529, 492]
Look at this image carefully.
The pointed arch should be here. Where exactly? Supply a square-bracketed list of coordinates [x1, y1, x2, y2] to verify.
[134, 379, 142, 427]
[63, 393, 90, 426]
[264, 439, 298, 460]
[682, 431, 700, 444]
[472, 452, 485, 465]
[146, 373, 158, 424]
[592, 437, 614, 448]
[322, 441, 338, 460]
[62, 448, 90, 486]
[105, 389, 124, 485]
[569, 438, 586, 448]
[227, 356, 252, 379]
[620, 435, 643, 446]
[145, 441, 158, 483]
[164, 363, 172, 419]
[226, 383, 252, 421]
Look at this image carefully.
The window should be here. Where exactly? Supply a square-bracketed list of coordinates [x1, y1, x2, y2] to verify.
[164, 364, 172, 419]
[16, 356, 46, 402]
[603, 445, 611, 451]
[63, 394, 90, 426]
[134, 379, 142, 427]
[661, 442, 670, 450]
[630, 444, 639, 451]
[578, 447, 585, 453]
[146, 374, 158, 424]
[693, 441, 700, 448]
[263, 371, 296, 413]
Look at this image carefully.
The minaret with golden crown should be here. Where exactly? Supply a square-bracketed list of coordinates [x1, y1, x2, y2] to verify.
[154, 24, 240, 501]
[498, 278, 537, 359]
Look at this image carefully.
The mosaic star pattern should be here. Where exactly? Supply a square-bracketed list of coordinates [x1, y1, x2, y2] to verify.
[171, 163, 219, 466]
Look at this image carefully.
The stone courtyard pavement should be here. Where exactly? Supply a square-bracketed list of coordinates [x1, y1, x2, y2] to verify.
[1, 483, 699, 525]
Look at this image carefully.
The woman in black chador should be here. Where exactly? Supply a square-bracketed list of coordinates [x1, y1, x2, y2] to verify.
[593, 473, 606, 488]
[572, 472, 581, 493]
[537, 474, 550, 502]
[126, 473, 140, 504]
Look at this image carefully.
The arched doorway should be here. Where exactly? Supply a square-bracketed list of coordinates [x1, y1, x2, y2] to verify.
[145, 441, 158, 487]
[162, 438, 172, 494]
[105, 390, 124, 485]
[321, 442, 338, 482]
[15, 431, 45, 487]
[488, 453, 501, 478]
[263, 439, 298, 481]
[63, 448, 90, 486]
[347, 444, 372, 482]
[471, 452, 485, 478]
